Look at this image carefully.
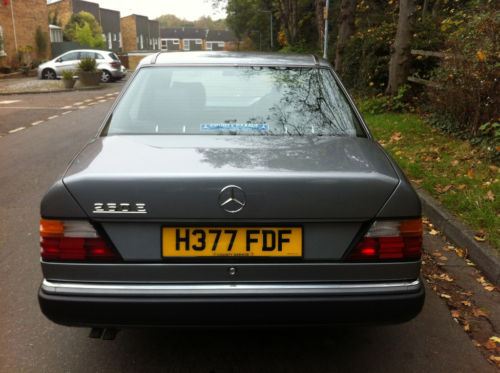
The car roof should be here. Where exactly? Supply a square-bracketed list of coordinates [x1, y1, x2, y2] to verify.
[61, 49, 109, 55]
[138, 51, 331, 68]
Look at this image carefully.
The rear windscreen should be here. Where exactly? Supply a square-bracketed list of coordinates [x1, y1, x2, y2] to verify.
[104, 66, 364, 136]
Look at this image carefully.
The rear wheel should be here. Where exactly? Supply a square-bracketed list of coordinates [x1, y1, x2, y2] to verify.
[42, 69, 56, 80]
[101, 70, 113, 83]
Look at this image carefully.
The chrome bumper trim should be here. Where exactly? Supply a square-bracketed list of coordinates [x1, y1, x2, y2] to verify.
[41, 279, 421, 297]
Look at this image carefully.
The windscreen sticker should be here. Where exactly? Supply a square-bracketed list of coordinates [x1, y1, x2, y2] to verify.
[200, 123, 269, 131]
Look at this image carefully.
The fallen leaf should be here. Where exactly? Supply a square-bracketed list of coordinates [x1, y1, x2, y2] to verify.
[455, 248, 465, 258]
[440, 273, 454, 282]
[440, 293, 451, 299]
[490, 336, 500, 343]
[436, 185, 452, 193]
[474, 234, 486, 242]
[395, 150, 403, 155]
[472, 308, 489, 318]
[461, 301, 472, 307]
[451, 310, 460, 318]
[467, 169, 474, 179]
[484, 340, 497, 350]
[463, 323, 470, 331]
[488, 355, 500, 363]
[451, 160, 459, 167]
[472, 339, 481, 347]
[484, 285, 496, 291]
[457, 184, 467, 190]
[429, 229, 439, 235]
[439, 256, 448, 261]
[486, 190, 495, 201]
[432, 252, 442, 257]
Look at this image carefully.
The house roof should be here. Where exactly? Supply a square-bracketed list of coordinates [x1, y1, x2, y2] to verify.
[160, 28, 208, 39]
[207, 30, 235, 42]
[100, 7, 120, 15]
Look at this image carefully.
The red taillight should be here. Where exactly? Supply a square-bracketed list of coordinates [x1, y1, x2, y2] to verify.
[110, 61, 119, 68]
[347, 219, 422, 261]
[40, 219, 118, 261]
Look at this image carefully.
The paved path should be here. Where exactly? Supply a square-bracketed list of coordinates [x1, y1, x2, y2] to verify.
[0, 95, 495, 372]
[0, 79, 125, 136]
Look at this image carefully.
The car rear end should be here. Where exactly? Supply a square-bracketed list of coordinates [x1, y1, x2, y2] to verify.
[101, 52, 124, 80]
[38, 54, 424, 327]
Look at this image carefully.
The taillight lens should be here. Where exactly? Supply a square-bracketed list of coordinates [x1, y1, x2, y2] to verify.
[40, 219, 118, 261]
[110, 61, 119, 68]
[347, 219, 422, 261]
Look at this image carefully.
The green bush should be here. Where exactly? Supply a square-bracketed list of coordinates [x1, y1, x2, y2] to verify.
[428, 9, 500, 139]
[78, 57, 97, 72]
[357, 85, 414, 114]
[342, 21, 395, 95]
[35, 26, 48, 56]
[61, 70, 75, 80]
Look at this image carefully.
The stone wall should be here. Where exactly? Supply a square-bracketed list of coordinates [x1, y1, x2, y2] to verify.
[0, 0, 50, 67]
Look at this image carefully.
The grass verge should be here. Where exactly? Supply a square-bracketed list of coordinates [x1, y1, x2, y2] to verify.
[363, 112, 500, 250]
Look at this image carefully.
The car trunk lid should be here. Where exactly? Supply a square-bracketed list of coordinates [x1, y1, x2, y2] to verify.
[63, 135, 399, 220]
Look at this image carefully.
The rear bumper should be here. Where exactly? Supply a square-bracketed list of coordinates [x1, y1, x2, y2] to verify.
[38, 279, 425, 327]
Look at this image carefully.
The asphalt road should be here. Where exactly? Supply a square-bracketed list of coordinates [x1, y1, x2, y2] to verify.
[0, 90, 495, 373]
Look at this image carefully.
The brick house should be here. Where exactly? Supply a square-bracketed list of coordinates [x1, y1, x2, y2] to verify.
[120, 14, 160, 52]
[0, 0, 50, 67]
[47, 0, 121, 52]
[160, 28, 209, 52]
[47, 0, 99, 29]
[206, 30, 237, 51]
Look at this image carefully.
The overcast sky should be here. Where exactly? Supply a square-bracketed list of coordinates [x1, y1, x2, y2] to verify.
[86, 0, 227, 20]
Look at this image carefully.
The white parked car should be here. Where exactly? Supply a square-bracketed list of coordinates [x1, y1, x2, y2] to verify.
[38, 49, 125, 83]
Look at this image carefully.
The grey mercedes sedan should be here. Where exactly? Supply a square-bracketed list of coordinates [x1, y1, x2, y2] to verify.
[39, 52, 424, 328]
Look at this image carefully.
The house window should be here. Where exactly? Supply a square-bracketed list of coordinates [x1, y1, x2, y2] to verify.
[195, 39, 202, 45]
[183, 40, 190, 51]
[103, 33, 106, 41]
[140, 34, 144, 49]
[119, 33, 122, 48]
[0, 26, 5, 56]
[218, 42, 225, 47]
[206, 42, 212, 51]
[108, 32, 112, 49]
[161, 40, 167, 50]
[173, 39, 179, 45]
[113, 33, 117, 41]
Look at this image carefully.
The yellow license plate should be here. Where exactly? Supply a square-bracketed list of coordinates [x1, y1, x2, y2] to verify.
[162, 227, 302, 257]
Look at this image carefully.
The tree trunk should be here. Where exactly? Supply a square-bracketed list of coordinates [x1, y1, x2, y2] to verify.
[315, 0, 326, 49]
[277, 0, 299, 45]
[431, 0, 442, 18]
[386, 0, 417, 95]
[422, 0, 429, 20]
[334, 0, 356, 75]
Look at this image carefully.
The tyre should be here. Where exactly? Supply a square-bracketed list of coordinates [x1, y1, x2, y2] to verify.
[101, 70, 113, 83]
[42, 69, 56, 80]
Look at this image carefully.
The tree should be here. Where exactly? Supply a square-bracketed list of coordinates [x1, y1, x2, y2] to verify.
[75, 22, 105, 49]
[386, 0, 417, 94]
[156, 14, 188, 28]
[194, 16, 227, 30]
[334, 0, 356, 75]
[315, 0, 326, 49]
[276, 0, 299, 45]
[63, 11, 103, 43]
